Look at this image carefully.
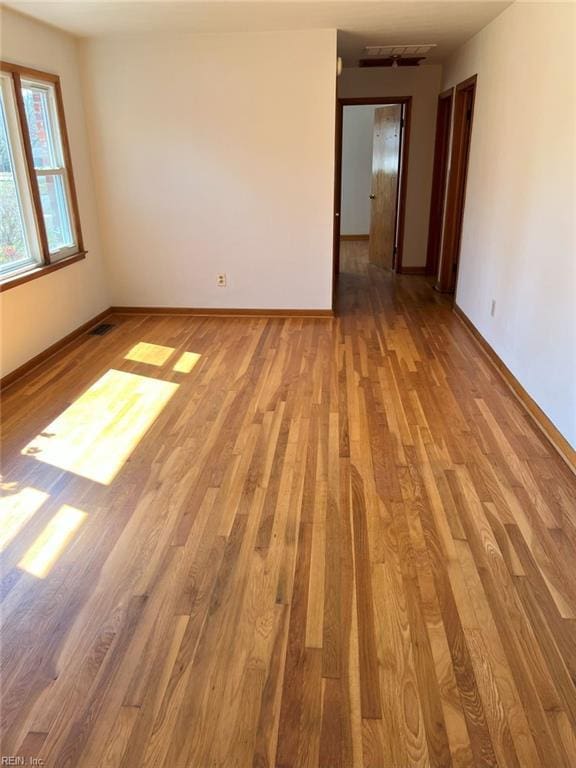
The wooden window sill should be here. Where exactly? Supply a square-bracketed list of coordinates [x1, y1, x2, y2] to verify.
[0, 251, 87, 292]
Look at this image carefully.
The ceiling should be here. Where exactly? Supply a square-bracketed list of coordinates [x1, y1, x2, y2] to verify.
[5, 1, 512, 64]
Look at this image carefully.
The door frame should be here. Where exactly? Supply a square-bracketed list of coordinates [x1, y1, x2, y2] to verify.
[436, 75, 477, 293]
[425, 88, 453, 278]
[332, 96, 412, 303]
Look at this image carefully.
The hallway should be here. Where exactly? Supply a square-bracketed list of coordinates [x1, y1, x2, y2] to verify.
[1, 242, 575, 767]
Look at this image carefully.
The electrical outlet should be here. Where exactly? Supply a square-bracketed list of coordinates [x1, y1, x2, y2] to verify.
[217, 273, 227, 287]
[491, 299, 496, 317]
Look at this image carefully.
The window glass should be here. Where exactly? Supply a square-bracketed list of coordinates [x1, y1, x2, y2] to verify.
[37, 174, 74, 252]
[22, 83, 59, 169]
[0, 87, 36, 273]
[21, 79, 76, 256]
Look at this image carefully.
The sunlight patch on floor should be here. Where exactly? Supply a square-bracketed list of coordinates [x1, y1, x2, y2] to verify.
[125, 342, 175, 366]
[0, 486, 49, 553]
[21, 369, 179, 485]
[18, 504, 87, 578]
[173, 351, 201, 373]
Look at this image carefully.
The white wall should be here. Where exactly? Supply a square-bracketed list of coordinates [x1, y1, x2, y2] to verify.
[81, 30, 336, 310]
[0, 9, 109, 377]
[341, 105, 377, 236]
[443, 2, 576, 448]
[338, 65, 442, 267]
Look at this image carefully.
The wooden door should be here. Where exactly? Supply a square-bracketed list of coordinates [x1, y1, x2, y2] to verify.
[426, 91, 453, 278]
[368, 105, 402, 269]
[437, 76, 476, 292]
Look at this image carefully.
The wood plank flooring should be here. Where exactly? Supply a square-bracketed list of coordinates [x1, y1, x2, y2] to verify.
[1, 241, 575, 767]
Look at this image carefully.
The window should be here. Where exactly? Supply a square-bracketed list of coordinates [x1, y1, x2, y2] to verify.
[0, 63, 84, 289]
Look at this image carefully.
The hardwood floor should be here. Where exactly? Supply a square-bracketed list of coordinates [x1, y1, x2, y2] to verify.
[1, 241, 575, 767]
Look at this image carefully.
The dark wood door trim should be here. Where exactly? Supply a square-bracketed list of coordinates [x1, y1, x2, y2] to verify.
[436, 75, 477, 293]
[332, 93, 344, 311]
[455, 75, 478, 93]
[332, 95, 412, 309]
[394, 99, 411, 273]
[425, 88, 453, 277]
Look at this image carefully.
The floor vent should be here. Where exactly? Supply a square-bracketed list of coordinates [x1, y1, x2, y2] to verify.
[89, 323, 115, 336]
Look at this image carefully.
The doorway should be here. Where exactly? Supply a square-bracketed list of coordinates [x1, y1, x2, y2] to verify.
[435, 75, 477, 292]
[426, 88, 453, 277]
[333, 97, 411, 287]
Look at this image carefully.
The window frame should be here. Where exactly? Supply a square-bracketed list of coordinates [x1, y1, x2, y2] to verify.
[0, 61, 85, 292]
[0, 73, 43, 277]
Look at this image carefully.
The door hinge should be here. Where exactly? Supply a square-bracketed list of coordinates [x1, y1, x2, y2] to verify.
[393, 245, 398, 255]
[466, 107, 472, 121]
[400, 117, 405, 128]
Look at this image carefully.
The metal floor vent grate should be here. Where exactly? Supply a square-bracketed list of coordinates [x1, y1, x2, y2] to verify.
[89, 323, 116, 336]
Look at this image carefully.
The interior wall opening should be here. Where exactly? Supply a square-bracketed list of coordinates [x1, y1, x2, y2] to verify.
[333, 97, 411, 286]
[435, 75, 477, 293]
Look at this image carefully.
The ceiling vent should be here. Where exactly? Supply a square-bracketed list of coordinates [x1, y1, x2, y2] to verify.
[359, 44, 437, 68]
